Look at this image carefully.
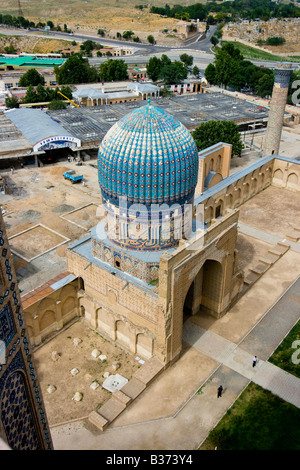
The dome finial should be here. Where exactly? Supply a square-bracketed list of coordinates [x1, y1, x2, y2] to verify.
[147, 96, 151, 106]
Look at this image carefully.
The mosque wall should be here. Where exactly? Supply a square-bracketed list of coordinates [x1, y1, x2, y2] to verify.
[0, 212, 52, 450]
[158, 210, 243, 363]
[195, 143, 232, 197]
[67, 250, 168, 362]
[22, 279, 81, 347]
[272, 158, 300, 192]
[194, 158, 274, 225]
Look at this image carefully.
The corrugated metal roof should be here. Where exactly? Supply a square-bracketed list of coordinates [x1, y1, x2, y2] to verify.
[0, 56, 65, 68]
[4, 108, 76, 145]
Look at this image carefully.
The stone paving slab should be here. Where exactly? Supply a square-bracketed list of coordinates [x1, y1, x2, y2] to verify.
[253, 361, 300, 408]
[239, 277, 300, 360]
[182, 321, 236, 363]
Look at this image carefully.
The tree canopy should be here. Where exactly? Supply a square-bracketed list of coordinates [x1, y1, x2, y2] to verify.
[98, 59, 128, 82]
[150, 0, 300, 22]
[18, 68, 45, 87]
[54, 54, 99, 85]
[204, 42, 275, 98]
[23, 85, 73, 104]
[147, 54, 187, 84]
[192, 120, 243, 156]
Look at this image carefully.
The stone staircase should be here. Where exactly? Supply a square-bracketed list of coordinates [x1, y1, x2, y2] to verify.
[285, 226, 300, 243]
[243, 240, 290, 290]
[89, 356, 164, 431]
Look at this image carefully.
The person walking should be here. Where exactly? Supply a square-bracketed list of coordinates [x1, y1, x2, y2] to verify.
[252, 355, 258, 367]
[217, 385, 223, 398]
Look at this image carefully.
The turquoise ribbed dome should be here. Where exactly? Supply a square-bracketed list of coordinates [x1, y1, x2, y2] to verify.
[98, 102, 199, 206]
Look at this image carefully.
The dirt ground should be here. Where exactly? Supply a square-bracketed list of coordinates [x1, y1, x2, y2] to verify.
[1, 159, 103, 293]
[238, 186, 300, 238]
[235, 233, 273, 272]
[33, 318, 142, 427]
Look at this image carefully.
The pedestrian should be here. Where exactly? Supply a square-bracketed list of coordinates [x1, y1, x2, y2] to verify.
[252, 355, 258, 367]
[217, 385, 223, 398]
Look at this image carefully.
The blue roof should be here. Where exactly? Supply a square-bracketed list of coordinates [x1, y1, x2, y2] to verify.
[98, 102, 199, 206]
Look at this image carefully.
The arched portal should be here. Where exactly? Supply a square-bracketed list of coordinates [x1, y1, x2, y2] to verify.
[183, 259, 223, 319]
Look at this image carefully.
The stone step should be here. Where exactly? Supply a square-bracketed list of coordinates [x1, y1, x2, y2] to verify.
[250, 262, 270, 275]
[121, 377, 146, 400]
[244, 270, 260, 286]
[112, 389, 132, 407]
[268, 243, 290, 256]
[132, 356, 165, 387]
[97, 397, 126, 423]
[259, 252, 280, 265]
[286, 230, 300, 242]
[88, 410, 108, 431]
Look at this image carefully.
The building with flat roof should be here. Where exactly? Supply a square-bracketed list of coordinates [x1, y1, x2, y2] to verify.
[0, 56, 66, 71]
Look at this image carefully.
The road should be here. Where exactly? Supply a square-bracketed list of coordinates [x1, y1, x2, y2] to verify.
[0, 25, 299, 74]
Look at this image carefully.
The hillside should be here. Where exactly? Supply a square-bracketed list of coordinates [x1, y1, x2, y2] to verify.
[0, 0, 193, 45]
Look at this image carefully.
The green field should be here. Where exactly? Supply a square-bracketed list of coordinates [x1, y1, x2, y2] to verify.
[221, 40, 300, 63]
[200, 382, 300, 450]
[200, 319, 300, 450]
[269, 320, 300, 379]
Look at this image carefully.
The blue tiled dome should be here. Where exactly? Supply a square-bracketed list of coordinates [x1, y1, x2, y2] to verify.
[98, 102, 199, 206]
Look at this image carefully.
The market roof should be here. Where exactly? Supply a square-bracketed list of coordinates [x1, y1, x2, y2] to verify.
[0, 56, 66, 68]
[5, 108, 80, 151]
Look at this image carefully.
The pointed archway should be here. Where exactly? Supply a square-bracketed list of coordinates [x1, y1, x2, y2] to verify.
[183, 259, 223, 320]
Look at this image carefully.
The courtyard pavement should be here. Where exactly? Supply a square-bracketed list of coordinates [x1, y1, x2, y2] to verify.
[50, 269, 300, 450]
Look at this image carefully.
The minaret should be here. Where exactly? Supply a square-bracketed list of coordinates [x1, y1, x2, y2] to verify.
[0, 211, 53, 450]
[262, 63, 292, 156]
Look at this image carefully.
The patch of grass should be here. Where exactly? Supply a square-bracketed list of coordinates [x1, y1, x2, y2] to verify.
[269, 320, 300, 379]
[200, 383, 300, 450]
[221, 41, 300, 63]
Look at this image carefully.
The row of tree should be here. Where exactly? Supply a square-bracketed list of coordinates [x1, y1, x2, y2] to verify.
[205, 42, 275, 97]
[150, 0, 300, 22]
[5, 81, 72, 109]
[205, 42, 300, 103]
[0, 13, 70, 33]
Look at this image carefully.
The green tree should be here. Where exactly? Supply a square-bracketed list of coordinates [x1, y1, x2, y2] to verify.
[4, 44, 17, 54]
[266, 36, 286, 45]
[160, 60, 187, 85]
[19, 68, 45, 87]
[146, 56, 162, 82]
[192, 65, 200, 77]
[97, 29, 105, 37]
[5, 96, 19, 108]
[204, 63, 216, 84]
[24, 85, 38, 103]
[35, 83, 48, 102]
[179, 53, 194, 67]
[48, 99, 67, 110]
[54, 53, 99, 84]
[255, 72, 274, 98]
[210, 35, 219, 46]
[122, 30, 134, 40]
[192, 120, 243, 156]
[99, 59, 128, 82]
[147, 34, 155, 45]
